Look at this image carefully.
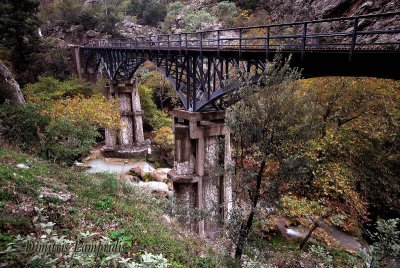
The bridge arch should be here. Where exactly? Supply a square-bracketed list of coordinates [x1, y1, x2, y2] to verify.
[79, 11, 400, 112]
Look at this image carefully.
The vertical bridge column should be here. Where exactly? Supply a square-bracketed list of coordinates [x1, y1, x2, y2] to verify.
[103, 80, 149, 158]
[168, 110, 232, 238]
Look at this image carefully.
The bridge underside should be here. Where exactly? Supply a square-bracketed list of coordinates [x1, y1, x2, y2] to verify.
[80, 47, 400, 112]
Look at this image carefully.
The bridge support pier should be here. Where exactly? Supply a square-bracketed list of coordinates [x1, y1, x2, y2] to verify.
[102, 80, 150, 158]
[168, 110, 232, 238]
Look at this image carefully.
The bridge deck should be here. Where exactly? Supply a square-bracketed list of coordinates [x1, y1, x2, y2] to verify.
[79, 11, 400, 111]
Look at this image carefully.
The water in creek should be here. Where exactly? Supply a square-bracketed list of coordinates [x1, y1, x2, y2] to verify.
[85, 159, 140, 174]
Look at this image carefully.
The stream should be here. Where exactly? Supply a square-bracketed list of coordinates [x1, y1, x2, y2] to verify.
[85, 159, 141, 174]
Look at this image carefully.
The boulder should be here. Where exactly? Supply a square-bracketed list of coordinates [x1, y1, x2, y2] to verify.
[152, 168, 171, 182]
[130, 161, 155, 178]
[39, 187, 76, 202]
[0, 59, 25, 104]
[16, 163, 29, 169]
[86, 30, 97, 38]
[121, 174, 140, 183]
[137, 181, 169, 198]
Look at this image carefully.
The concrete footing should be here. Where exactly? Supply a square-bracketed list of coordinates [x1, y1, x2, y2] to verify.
[102, 80, 150, 158]
[168, 110, 232, 238]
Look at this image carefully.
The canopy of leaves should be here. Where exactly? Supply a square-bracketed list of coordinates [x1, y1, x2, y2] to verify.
[138, 84, 172, 131]
[24, 76, 98, 102]
[216, 1, 238, 27]
[227, 55, 400, 246]
[44, 95, 121, 131]
[162, 3, 216, 33]
[0, 0, 40, 85]
[154, 126, 174, 153]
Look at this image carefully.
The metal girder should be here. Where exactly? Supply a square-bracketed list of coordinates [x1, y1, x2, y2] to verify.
[81, 48, 262, 112]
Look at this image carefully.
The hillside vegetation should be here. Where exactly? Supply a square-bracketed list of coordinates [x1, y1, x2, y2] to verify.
[0, 144, 221, 266]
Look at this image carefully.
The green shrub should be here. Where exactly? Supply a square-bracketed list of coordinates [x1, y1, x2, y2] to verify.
[33, 39, 72, 80]
[0, 104, 50, 151]
[216, 1, 238, 27]
[142, 2, 167, 26]
[0, 104, 99, 165]
[139, 84, 171, 131]
[161, 2, 184, 33]
[183, 9, 216, 32]
[24, 76, 97, 102]
[126, 0, 144, 17]
[368, 218, 400, 267]
[42, 119, 99, 165]
[78, 10, 99, 30]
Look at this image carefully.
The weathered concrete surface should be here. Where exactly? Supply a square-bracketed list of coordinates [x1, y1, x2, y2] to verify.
[102, 81, 150, 157]
[168, 109, 232, 238]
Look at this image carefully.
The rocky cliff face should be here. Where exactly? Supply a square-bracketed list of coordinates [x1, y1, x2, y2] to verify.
[0, 60, 25, 104]
[259, 0, 399, 45]
[261, 0, 399, 21]
[42, 0, 399, 45]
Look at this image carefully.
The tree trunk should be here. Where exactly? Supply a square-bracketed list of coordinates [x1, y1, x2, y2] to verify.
[235, 158, 266, 260]
[299, 221, 320, 250]
[0, 59, 25, 104]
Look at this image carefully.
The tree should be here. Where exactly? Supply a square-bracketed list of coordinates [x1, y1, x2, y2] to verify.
[142, 2, 167, 26]
[226, 56, 316, 259]
[0, 0, 40, 84]
[216, 1, 238, 27]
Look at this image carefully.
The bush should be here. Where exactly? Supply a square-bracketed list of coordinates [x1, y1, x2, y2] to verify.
[126, 0, 144, 17]
[142, 2, 167, 26]
[216, 1, 238, 27]
[24, 76, 97, 102]
[154, 127, 174, 153]
[42, 119, 99, 165]
[46, 94, 120, 130]
[0, 104, 50, 151]
[161, 2, 184, 33]
[368, 218, 400, 267]
[139, 84, 171, 131]
[0, 104, 99, 165]
[183, 9, 216, 32]
[78, 10, 99, 30]
[32, 38, 72, 80]
[40, 0, 82, 26]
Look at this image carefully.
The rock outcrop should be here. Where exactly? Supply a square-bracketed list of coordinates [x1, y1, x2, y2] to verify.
[0, 60, 25, 104]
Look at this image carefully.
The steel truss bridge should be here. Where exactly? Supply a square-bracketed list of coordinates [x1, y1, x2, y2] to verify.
[80, 12, 400, 112]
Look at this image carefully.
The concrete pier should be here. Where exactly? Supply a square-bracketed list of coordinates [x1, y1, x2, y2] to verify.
[102, 80, 149, 158]
[168, 110, 232, 237]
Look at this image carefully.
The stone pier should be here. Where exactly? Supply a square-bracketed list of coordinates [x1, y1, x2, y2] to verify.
[168, 110, 232, 238]
[102, 80, 150, 158]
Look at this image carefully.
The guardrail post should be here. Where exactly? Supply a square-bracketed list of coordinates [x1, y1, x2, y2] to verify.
[217, 30, 221, 57]
[200, 32, 203, 56]
[185, 33, 188, 54]
[239, 28, 242, 58]
[265, 26, 270, 61]
[301, 22, 308, 60]
[157, 35, 160, 54]
[149, 34, 152, 53]
[179, 34, 182, 54]
[349, 17, 359, 62]
[167, 35, 170, 54]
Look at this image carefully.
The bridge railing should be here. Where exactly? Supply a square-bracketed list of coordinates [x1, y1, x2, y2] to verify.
[85, 11, 400, 60]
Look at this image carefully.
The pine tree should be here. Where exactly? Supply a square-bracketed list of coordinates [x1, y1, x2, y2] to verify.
[0, 0, 40, 84]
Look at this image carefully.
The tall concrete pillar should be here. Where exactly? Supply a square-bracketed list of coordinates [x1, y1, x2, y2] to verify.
[168, 110, 232, 238]
[70, 46, 83, 79]
[102, 80, 150, 158]
[132, 84, 145, 143]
